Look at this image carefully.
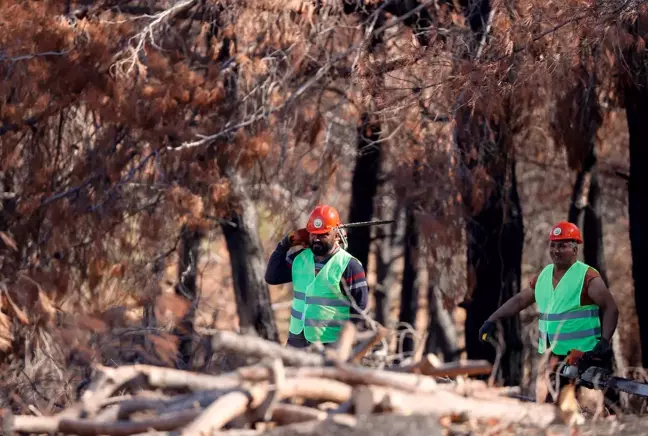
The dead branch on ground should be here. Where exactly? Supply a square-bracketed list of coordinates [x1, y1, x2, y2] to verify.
[1, 326, 564, 435]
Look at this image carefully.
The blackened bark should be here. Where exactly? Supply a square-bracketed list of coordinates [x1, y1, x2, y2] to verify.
[568, 150, 596, 227]
[583, 165, 608, 284]
[221, 172, 279, 342]
[175, 225, 203, 366]
[374, 200, 403, 327]
[346, 113, 382, 269]
[425, 265, 459, 361]
[567, 150, 608, 284]
[623, 53, 648, 368]
[399, 182, 420, 355]
[455, 0, 523, 386]
[462, 156, 524, 386]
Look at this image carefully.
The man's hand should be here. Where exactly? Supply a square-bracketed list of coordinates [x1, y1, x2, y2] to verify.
[479, 320, 496, 343]
[282, 228, 310, 248]
[585, 338, 613, 360]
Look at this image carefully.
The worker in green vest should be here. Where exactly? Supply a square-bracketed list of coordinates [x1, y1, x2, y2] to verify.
[265, 205, 368, 348]
[478, 221, 619, 396]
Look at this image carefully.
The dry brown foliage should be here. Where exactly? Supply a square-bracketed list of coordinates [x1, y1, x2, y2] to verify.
[0, 0, 646, 420]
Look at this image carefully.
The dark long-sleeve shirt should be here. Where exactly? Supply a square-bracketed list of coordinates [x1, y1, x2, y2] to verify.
[265, 243, 369, 324]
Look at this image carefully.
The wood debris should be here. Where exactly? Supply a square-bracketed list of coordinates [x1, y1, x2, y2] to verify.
[0, 325, 564, 435]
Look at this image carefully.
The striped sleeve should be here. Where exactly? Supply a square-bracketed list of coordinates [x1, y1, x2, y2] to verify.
[342, 258, 368, 315]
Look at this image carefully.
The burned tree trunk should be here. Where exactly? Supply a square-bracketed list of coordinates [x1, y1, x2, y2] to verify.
[426, 263, 459, 362]
[582, 163, 608, 284]
[374, 200, 403, 327]
[567, 150, 608, 284]
[175, 224, 204, 366]
[460, 155, 524, 386]
[454, 0, 524, 386]
[399, 165, 421, 355]
[622, 48, 648, 368]
[346, 113, 382, 270]
[221, 172, 279, 342]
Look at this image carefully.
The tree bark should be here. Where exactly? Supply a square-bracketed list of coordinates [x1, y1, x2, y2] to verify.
[175, 224, 203, 367]
[221, 172, 279, 342]
[622, 50, 648, 368]
[373, 199, 403, 327]
[461, 155, 524, 386]
[425, 265, 459, 362]
[346, 113, 382, 270]
[455, 0, 524, 386]
[399, 171, 420, 355]
[567, 150, 608, 284]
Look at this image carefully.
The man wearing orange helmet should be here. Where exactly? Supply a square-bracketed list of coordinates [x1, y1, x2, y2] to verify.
[478, 221, 619, 397]
[265, 205, 369, 348]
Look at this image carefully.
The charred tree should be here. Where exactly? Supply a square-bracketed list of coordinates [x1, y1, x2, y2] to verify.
[399, 165, 421, 355]
[622, 43, 648, 368]
[174, 224, 204, 367]
[425, 264, 459, 361]
[568, 150, 608, 284]
[373, 200, 403, 327]
[221, 172, 279, 342]
[455, 0, 524, 386]
[554, 51, 607, 283]
[460, 153, 524, 386]
[346, 113, 382, 270]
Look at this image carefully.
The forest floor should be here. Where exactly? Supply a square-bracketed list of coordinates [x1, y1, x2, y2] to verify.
[259, 413, 648, 436]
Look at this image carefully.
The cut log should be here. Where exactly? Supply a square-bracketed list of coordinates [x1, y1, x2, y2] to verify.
[10, 410, 201, 436]
[356, 385, 562, 428]
[269, 403, 327, 425]
[211, 330, 327, 366]
[420, 359, 493, 378]
[98, 363, 244, 392]
[279, 377, 353, 403]
[286, 364, 437, 393]
[181, 384, 269, 435]
[238, 362, 438, 392]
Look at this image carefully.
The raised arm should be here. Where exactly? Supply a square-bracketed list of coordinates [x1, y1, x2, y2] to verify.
[479, 287, 536, 343]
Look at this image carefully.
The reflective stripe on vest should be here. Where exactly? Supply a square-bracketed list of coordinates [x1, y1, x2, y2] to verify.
[288, 248, 354, 343]
[534, 260, 601, 355]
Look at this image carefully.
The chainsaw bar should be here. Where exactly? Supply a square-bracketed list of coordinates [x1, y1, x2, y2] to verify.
[605, 376, 648, 398]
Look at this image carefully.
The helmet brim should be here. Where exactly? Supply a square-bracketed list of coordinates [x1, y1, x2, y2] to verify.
[307, 227, 331, 235]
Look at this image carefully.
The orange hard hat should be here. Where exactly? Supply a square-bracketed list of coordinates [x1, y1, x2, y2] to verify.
[548, 221, 582, 244]
[306, 205, 341, 234]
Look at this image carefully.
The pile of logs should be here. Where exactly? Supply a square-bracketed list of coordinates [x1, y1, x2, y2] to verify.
[0, 325, 565, 435]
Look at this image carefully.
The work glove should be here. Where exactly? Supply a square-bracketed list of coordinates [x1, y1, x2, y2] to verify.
[478, 320, 496, 344]
[280, 228, 310, 249]
[582, 338, 613, 363]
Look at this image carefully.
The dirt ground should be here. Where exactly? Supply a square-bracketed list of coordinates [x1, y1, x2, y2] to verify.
[254, 413, 648, 436]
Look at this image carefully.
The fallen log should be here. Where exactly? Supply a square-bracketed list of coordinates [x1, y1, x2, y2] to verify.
[234, 363, 438, 393]
[8, 410, 201, 436]
[421, 359, 493, 378]
[398, 354, 492, 379]
[353, 385, 561, 428]
[181, 384, 269, 435]
[284, 364, 438, 393]
[279, 377, 353, 403]
[211, 330, 327, 367]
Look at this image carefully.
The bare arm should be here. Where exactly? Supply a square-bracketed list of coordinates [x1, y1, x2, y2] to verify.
[588, 277, 619, 342]
[487, 287, 536, 322]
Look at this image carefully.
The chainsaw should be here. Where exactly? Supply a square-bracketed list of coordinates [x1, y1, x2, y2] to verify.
[336, 219, 395, 249]
[555, 349, 648, 398]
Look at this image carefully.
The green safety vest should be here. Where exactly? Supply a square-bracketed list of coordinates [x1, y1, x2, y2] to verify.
[535, 260, 601, 355]
[288, 248, 354, 343]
